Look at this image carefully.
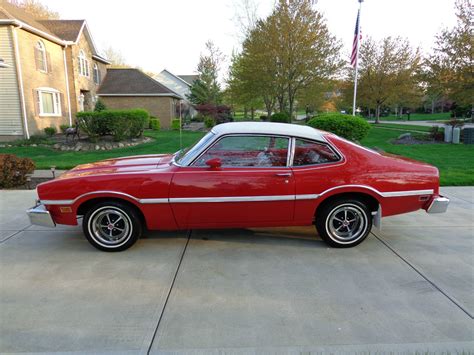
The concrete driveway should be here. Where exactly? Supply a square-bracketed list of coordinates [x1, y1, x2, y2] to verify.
[0, 188, 473, 354]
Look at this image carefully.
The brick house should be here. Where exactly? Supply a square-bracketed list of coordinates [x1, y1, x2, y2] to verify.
[98, 68, 182, 129]
[154, 69, 198, 119]
[0, 2, 108, 140]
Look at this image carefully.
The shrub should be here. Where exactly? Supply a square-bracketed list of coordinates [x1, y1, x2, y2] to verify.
[270, 112, 290, 123]
[94, 98, 107, 112]
[307, 113, 371, 141]
[429, 126, 444, 141]
[171, 118, 181, 131]
[195, 104, 233, 124]
[150, 117, 161, 130]
[59, 124, 70, 133]
[43, 126, 56, 137]
[77, 109, 149, 142]
[0, 154, 35, 188]
[204, 116, 215, 128]
[260, 115, 268, 121]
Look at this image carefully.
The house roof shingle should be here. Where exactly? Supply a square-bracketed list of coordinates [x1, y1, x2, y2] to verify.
[39, 19, 85, 42]
[178, 75, 198, 85]
[0, 2, 58, 38]
[98, 68, 182, 98]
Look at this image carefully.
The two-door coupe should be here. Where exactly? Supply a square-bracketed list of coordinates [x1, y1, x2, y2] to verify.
[27, 122, 449, 251]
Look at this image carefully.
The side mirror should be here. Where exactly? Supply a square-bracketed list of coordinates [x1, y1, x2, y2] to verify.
[206, 158, 222, 169]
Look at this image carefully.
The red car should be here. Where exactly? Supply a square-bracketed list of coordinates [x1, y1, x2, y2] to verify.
[27, 122, 449, 251]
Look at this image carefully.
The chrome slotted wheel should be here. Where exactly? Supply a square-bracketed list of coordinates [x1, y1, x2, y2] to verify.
[88, 207, 132, 248]
[326, 203, 368, 244]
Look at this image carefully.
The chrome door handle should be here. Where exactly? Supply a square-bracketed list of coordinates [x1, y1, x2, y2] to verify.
[275, 173, 292, 177]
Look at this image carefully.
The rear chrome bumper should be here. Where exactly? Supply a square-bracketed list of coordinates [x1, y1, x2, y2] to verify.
[427, 196, 450, 214]
[27, 203, 56, 228]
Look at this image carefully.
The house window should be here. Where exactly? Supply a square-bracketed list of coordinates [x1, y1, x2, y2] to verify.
[78, 50, 90, 77]
[93, 63, 100, 84]
[35, 40, 47, 72]
[36, 88, 61, 116]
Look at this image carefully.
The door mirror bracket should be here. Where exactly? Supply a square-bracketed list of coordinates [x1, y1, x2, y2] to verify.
[206, 158, 222, 169]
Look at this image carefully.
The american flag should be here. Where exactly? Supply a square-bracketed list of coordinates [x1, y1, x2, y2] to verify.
[350, 9, 361, 68]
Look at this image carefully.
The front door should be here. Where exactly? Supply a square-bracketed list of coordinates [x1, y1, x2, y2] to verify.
[170, 135, 295, 228]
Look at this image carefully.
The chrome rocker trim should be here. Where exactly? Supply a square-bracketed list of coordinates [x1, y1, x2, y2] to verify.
[38, 187, 436, 206]
[427, 196, 450, 214]
[27, 203, 56, 228]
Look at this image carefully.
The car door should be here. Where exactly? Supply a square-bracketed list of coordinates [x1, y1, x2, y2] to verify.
[169, 134, 295, 228]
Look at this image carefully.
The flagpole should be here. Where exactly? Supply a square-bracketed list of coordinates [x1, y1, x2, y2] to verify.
[352, 0, 363, 116]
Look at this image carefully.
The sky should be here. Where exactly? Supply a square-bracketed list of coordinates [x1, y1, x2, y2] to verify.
[40, 0, 458, 76]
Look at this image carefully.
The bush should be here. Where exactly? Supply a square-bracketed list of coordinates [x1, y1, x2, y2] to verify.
[94, 98, 107, 112]
[0, 154, 35, 188]
[204, 116, 215, 128]
[307, 113, 371, 142]
[59, 124, 70, 133]
[260, 115, 268, 121]
[43, 126, 56, 137]
[270, 112, 290, 123]
[195, 104, 233, 124]
[150, 117, 161, 130]
[77, 109, 149, 142]
[171, 118, 181, 131]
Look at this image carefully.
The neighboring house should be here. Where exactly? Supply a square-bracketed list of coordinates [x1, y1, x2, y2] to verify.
[98, 68, 182, 129]
[154, 69, 198, 119]
[0, 2, 108, 140]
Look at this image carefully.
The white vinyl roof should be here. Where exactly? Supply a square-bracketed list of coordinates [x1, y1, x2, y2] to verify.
[212, 122, 327, 141]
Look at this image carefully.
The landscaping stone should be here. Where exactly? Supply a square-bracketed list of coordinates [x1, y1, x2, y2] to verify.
[398, 133, 412, 139]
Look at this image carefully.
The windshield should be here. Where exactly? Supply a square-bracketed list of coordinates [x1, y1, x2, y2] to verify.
[175, 131, 216, 166]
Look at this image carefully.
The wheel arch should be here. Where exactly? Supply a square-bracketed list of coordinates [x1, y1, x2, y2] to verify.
[315, 191, 380, 218]
[76, 197, 146, 228]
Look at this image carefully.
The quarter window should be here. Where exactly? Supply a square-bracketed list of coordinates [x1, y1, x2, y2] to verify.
[194, 135, 289, 167]
[293, 138, 340, 166]
[35, 40, 47, 72]
[78, 50, 90, 77]
[37, 89, 61, 116]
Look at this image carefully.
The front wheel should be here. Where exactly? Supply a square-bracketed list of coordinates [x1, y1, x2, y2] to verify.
[316, 199, 372, 248]
[82, 201, 142, 252]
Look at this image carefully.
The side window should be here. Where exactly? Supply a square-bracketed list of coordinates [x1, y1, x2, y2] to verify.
[293, 138, 340, 166]
[193, 135, 289, 167]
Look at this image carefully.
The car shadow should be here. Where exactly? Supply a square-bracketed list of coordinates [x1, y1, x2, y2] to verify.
[145, 227, 326, 249]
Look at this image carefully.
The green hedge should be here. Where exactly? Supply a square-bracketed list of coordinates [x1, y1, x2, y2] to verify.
[171, 118, 181, 131]
[307, 113, 370, 141]
[149, 117, 161, 130]
[270, 112, 290, 123]
[77, 109, 149, 142]
[204, 116, 215, 128]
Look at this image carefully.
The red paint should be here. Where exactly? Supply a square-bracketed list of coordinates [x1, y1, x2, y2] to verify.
[37, 133, 441, 230]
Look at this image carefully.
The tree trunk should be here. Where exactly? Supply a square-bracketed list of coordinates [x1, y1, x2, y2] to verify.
[431, 99, 435, 114]
[375, 105, 381, 124]
[244, 107, 248, 119]
[288, 98, 294, 123]
[251, 107, 255, 120]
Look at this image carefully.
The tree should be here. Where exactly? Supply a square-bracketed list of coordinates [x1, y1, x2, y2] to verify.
[228, 0, 342, 120]
[187, 41, 224, 105]
[2, 0, 59, 19]
[102, 46, 128, 67]
[425, 0, 473, 116]
[355, 36, 422, 123]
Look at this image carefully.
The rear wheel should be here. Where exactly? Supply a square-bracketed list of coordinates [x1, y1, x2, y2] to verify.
[316, 199, 372, 248]
[82, 201, 142, 252]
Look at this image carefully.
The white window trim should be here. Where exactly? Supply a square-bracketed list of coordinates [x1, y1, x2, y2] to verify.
[36, 40, 47, 73]
[78, 50, 90, 78]
[37, 88, 62, 117]
[93, 63, 100, 84]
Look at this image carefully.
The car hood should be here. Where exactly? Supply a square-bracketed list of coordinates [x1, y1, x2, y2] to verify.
[58, 154, 174, 179]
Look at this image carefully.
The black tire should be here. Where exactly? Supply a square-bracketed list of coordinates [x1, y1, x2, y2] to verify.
[82, 201, 142, 252]
[315, 198, 372, 248]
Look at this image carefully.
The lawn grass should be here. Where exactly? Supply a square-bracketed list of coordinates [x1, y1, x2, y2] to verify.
[372, 123, 434, 133]
[0, 130, 205, 170]
[1, 126, 472, 186]
[377, 112, 451, 121]
[361, 127, 474, 186]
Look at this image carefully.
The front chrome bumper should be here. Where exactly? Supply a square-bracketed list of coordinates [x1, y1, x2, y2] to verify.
[27, 203, 56, 228]
[427, 196, 450, 214]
